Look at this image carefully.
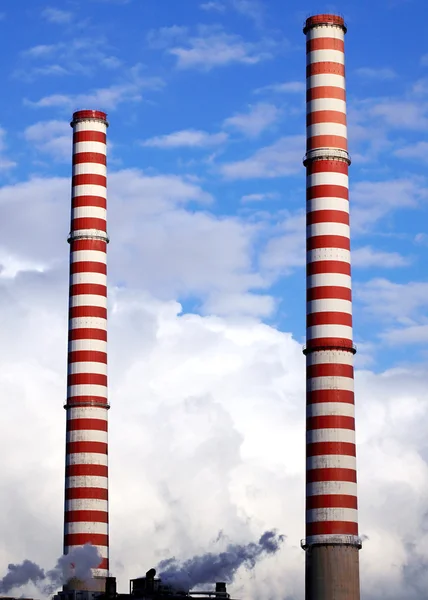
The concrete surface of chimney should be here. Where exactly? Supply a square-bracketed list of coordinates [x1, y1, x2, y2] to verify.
[302, 14, 361, 600]
[64, 109, 110, 592]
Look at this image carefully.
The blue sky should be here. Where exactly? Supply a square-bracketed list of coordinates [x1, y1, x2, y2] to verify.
[2, 2, 428, 598]
[1, 0, 428, 372]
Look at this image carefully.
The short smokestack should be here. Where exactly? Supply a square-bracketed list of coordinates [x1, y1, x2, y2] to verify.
[105, 576, 117, 598]
[303, 13, 361, 600]
[215, 582, 227, 596]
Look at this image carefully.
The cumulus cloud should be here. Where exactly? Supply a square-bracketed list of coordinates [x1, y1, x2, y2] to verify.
[24, 120, 70, 161]
[142, 130, 228, 149]
[223, 103, 281, 138]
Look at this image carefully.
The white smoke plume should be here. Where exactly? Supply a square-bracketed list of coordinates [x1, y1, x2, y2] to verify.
[158, 530, 285, 591]
[0, 544, 102, 596]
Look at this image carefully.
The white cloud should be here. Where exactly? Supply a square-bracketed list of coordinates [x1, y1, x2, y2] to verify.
[146, 25, 189, 49]
[199, 1, 226, 11]
[259, 212, 305, 275]
[255, 81, 305, 94]
[24, 120, 70, 161]
[223, 103, 281, 137]
[41, 7, 73, 23]
[0, 127, 16, 171]
[169, 28, 273, 70]
[352, 246, 410, 268]
[142, 130, 228, 149]
[220, 135, 303, 179]
[355, 67, 397, 80]
[230, 0, 265, 25]
[395, 141, 428, 162]
[26, 65, 164, 111]
[241, 192, 279, 203]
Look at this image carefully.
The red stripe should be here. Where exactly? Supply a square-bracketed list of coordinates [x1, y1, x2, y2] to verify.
[65, 510, 108, 523]
[67, 417, 107, 430]
[68, 350, 107, 364]
[70, 283, 107, 297]
[69, 328, 107, 342]
[306, 494, 357, 509]
[307, 135, 347, 151]
[66, 396, 108, 407]
[69, 306, 107, 319]
[307, 312, 352, 327]
[307, 261, 351, 276]
[71, 261, 107, 275]
[307, 468, 356, 483]
[72, 196, 106, 209]
[306, 442, 356, 457]
[67, 441, 107, 454]
[307, 87, 346, 101]
[72, 174, 106, 187]
[73, 131, 106, 144]
[67, 373, 107, 386]
[307, 210, 349, 225]
[307, 185, 348, 200]
[307, 235, 350, 251]
[306, 521, 358, 536]
[308, 390, 354, 404]
[307, 159, 348, 176]
[307, 415, 355, 430]
[66, 487, 108, 500]
[64, 533, 108, 547]
[99, 558, 109, 570]
[307, 363, 354, 378]
[307, 38, 344, 53]
[66, 464, 108, 477]
[307, 62, 345, 77]
[305, 338, 354, 351]
[72, 217, 107, 231]
[73, 152, 106, 166]
[70, 239, 106, 252]
[307, 286, 352, 301]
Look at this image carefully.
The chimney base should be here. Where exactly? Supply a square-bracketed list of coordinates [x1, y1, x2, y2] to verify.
[305, 544, 360, 600]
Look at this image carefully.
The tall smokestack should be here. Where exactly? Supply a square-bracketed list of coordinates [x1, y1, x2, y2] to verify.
[303, 15, 361, 600]
[64, 110, 109, 592]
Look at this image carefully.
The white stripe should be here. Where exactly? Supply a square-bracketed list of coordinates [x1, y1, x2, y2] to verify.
[67, 407, 108, 420]
[65, 545, 108, 559]
[307, 324, 353, 340]
[307, 481, 357, 496]
[73, 184, 106, 198]
[307, 248, 350, 263]
[93, 569, 109, 577]
[307, 122, 347, 139]
[306, 508, 358, 523]
[67, 384, 108, 398]
[307, 74, 345, 90]
[65, 522, 108, 535]
[71, 250, 106, 264]
[71, 273, 107, 286]
[307, 299, 352, 315]
[72, 206, 107, 220]
[69, 295, 107, 308]
[308, 49, 345, 65]
[74, 121, 107, 134]
[306, 350, 354, 366]
[74, 141, 107, 155]
[307, 98, 347, 114]
[67, 429, 108, 444]
[307, 222, 350, 239]
[73, 163, 106, 177]
[68, 339, 107, 352]
[307, 198, 349, 213]
[65, 499, 108, 511]
[307, 272, 351, 288]
[307, 172, 348, 189]
[307, 376, 354, 392]
[65, 498, 108, 512]
[66, 476, 108, 489]
[66, 453, 108, 466]
[307, 456, 356, 471]
[69, 317, 107, 331]
[307, 27, 345, 42]
[307, 402, 355, 418]
[68, 362, 108, 375]
[307, 429, 356, 444]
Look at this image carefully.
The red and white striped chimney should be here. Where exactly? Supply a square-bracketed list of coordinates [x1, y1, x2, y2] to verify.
[303, 15, 361, 600]
[64, 110, 109, 591]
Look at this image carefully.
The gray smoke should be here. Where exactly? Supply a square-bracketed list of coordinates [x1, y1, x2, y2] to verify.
[158, 530, 285, 591]
[0, 544, 102, 595]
